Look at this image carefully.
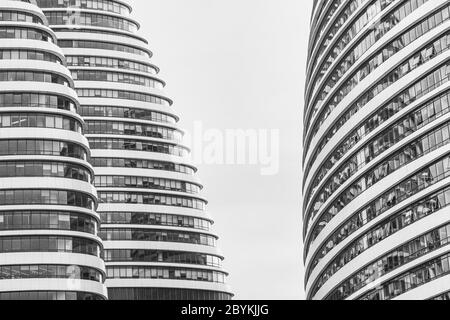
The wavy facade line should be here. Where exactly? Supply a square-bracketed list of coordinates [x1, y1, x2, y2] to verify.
[304, 0, 450, 300]
[0, 0, 107, 300]
[35, 0, 232, 300]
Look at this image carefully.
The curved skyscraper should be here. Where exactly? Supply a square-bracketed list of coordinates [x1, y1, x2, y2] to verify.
[0, 0, 107, 300]
[36, 0, 232, 300]
[304, 0, 450, 300]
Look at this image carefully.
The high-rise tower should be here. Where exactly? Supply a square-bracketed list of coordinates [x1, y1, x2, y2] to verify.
[0, 0, 107, 300]
[36, 0, 232, 300]
[304, 0, 450, 300]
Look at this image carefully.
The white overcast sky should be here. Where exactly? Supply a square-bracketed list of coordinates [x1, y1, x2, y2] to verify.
[127, 0, 311, 300]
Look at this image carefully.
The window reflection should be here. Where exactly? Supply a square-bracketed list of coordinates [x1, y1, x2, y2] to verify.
[308, 0, 344, 65]
[108, 288, 231, 301]
[0, 291, 104, 300]
[90, 157, 195, 175]
[0, 27, 53, 43]
[80, 106, 175, 124]
[306, 155, 450, 281]
[311, 186, 450, 296]
[306, 0, 430, 133]
[59, 40, 149, 57]
[86, 121, 182, 141]
[305, 5, 450, 178]
[306, 88, 450, 209]
[0, 11, 43, 24]
[72, 70, 164, 89]
[0, 236, 101, 257]
[0, 139, 88, 160]
[68, 56, 157, 74]
[76, 88, 170, 106]
[360, 252, 450, 300]
[0, 113, 82, 133]
[306, 93, 450, 233]
[36, 0, 130, 16]
[104, 249, 222, 267]
[307, 33, 450, 156]
[305, 60, 450, 245]
[306, 122, 450, 244]
[0, 49, 61, 63]
[0, 189, 95, 210]
[323, 222, 450, 300]
[0, 210, 98, 234]
[99, 228, 216, 246]
[0, 161, 91, 183]
[308, 0, 442, 129]
[430, 291, 450, 300]
[46, 12, 138, 33]
[98, 192, 205, 210]
[95, 175, 200, 194]
[100, 212, 211, 231]
[89, 138, 187, 157]
[310, 0, 400, 84]
[106, 266, 225, 283]
[0, 264, 102, 282]
[0, 93, 77, 112]
[0, 70, 70, 86]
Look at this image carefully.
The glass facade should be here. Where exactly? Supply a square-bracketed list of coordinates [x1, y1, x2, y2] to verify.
[36, 0, 232, 300]
[0, 0, 106, 300]
[106, 266, 226, 283]
[304, 0, 450, 300]
[0, 291, 104, 300]
[108, 288, 231, 301]
[305, 5, 450, 182]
